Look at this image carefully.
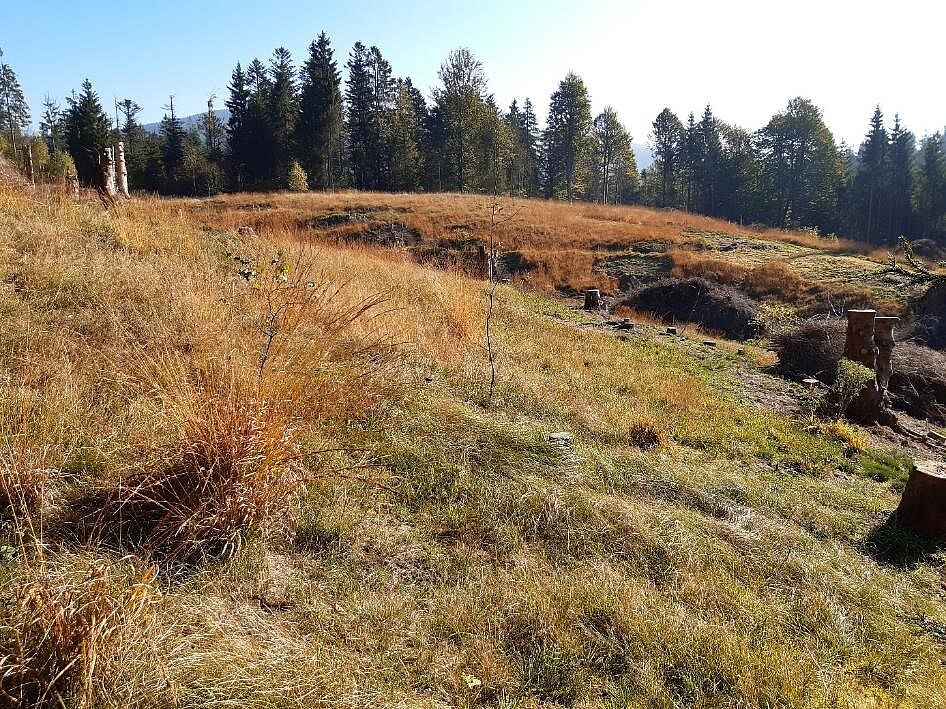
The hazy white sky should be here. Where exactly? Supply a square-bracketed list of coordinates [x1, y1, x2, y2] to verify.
[7, 0, 945, 148]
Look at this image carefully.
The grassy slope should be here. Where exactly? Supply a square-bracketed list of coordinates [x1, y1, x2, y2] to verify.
[1, 183, 945, 708]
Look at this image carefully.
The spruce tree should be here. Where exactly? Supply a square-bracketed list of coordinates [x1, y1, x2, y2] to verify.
[697, 105, 722, 215]
[0, 49, 30, 158]
[853, 106, 890, 243]
[64, 79, 110, 184]
[543, 72, 592, 200]
[160, 96, 186, 191]
[679, 112, 702, 211]
[592, 107, 635, 204]
[917, 134, 946, 240]
[225, 63, 252, 189]
[650, 108, 683, 208]
[345, 42, 376, 189]
[267, 47, 298, 187]
[887, 115, 916, 240]
[39, 96, 63, 154]
[296, 32, 343, 188]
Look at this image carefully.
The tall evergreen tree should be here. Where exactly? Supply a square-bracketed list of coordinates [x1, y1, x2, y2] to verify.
[201, 95, 225, 162]
[543, 72, 592, 201]
[345, 42, 377, 189]
[296, 32, 343, 188]
[160, 96, 186, 190]
[916, 133, 946, 240]
[679, 112, 702, 211]
[64, 79, 110, 184]
[225, 62, 252, 189]
[0, 49, 30, 158]
[852, 106, 890, 243]
[39, 96, 63, 154]
[650, 108, 683, 208]
[266, 47, 298, 188]
[697, 105, 722, 215]
[887, 115, 916, 240]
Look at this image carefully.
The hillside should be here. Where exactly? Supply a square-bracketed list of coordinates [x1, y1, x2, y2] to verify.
[1, 180, 946, 707]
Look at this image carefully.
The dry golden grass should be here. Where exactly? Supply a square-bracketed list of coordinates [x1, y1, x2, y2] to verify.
[162, 190, 873, 295]
[0, 180, 944, 708]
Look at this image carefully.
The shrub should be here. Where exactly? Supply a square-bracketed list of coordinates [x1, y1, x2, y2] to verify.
[628, 415, 667, 449]
[97, 384, 307, 564]
[0, 555, 161, 708]
[823, 358, 875, 416]
[287, 161, 308, 192]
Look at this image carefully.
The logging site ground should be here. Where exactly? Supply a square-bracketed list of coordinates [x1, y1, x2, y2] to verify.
[3, 174, 946, 708]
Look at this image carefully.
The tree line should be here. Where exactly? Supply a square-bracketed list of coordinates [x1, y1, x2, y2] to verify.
[1, 37, 945, 245]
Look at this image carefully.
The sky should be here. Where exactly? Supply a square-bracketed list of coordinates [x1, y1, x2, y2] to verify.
[4, 0, 945, 151]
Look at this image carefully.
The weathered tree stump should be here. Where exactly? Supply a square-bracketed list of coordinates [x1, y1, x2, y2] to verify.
[69, 172, 80, 197]
[24, 143, 34, 185]
[844, 309, 878, 370]
[843, 309, 886, 422]
[115, 140, 130, 198]
[895, 460, 946, 540]
[99, 146, 116, 197]
[873, 316, 899, 397]
[584, 289, 601, 310]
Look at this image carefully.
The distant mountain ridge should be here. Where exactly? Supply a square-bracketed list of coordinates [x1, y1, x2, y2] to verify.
[143, 109, 228, 134]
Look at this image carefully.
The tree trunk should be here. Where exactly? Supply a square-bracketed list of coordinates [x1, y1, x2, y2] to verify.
[895, 460, 946, 540]
[24, 143, 34, 185]
[115, 141, 129, 198]
[584, 289, 601, 311]
[843, 309, 877, 370]
[873, 316, 898, 399]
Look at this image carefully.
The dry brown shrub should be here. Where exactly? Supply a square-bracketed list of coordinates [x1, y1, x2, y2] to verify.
[628, 415, 667, 449]
[0, 555, 164, 708]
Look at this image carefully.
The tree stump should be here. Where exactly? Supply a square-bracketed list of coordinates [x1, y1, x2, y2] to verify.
[895, 460, 946, 540]
[584, 289, 601, 310]
[115, 140, 130, 198]
[844, 309, 877, 370]
[24, 143, 34, 185]
[843, 309, 885, 422]
[99, 147, 116, 197]
[873, 316, 899, 397]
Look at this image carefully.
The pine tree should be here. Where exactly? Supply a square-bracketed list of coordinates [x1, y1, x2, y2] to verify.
[0, 49, 30, 158]
[201, 95, 225, 162]
[296, 32, 343, 188]
[244, 58, 274, 188]
[650, 108, 683, 208]
[543, 72, 592, 200]
[381, 79, 423, 191]
[64, 79, 110, 184]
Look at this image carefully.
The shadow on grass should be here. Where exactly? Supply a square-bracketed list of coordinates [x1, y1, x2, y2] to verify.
[862, 513, 944, 568]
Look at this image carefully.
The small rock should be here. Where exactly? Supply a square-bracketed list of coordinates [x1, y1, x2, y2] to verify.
[548, 432, 574, 447]
[737, 348, 746, 355]
[666, 326, 677, 335]
[424, 375, 434, 383]
[929, 431, 946, 445]
[802, 378, 821, 388]
[237, 225, 256, 236]
[702, 340, 717, 347]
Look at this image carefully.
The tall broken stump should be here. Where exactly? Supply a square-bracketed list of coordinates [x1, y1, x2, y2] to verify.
[895, 460, 946, 540]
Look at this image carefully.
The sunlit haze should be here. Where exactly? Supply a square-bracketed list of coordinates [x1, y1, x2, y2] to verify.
[6, 0, 945, 148]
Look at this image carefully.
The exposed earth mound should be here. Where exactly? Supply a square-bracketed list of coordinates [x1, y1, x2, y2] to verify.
[911, 280, 946, 350]
[772, 318, 946, 423]
[622, 277, 762, 340]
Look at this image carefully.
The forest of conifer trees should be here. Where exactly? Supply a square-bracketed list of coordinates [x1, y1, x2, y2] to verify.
[1, 34, 945, 246]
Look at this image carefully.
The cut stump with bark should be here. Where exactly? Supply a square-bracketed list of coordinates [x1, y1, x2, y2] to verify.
[895, 460, 946, 540]
[584, 289, 601, 311]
